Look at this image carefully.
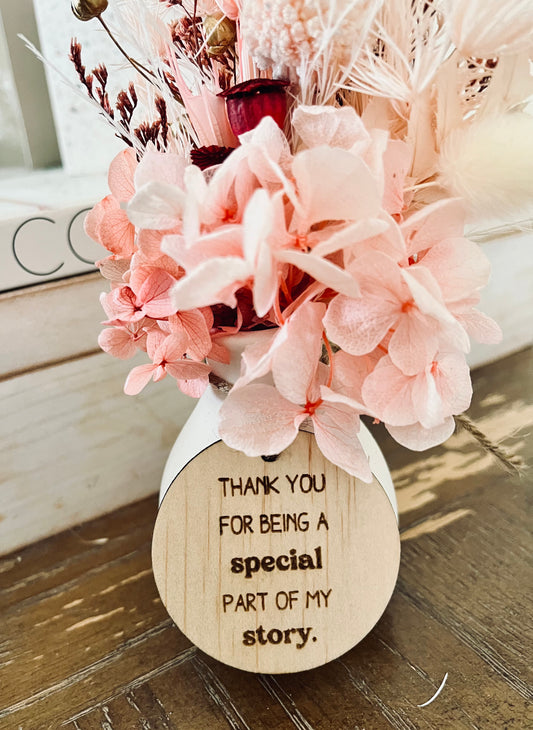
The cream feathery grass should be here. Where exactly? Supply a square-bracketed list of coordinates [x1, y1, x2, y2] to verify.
[438, 111, 533, 218]
[443, 0, 533, 59]
[343, 0, 452, 104]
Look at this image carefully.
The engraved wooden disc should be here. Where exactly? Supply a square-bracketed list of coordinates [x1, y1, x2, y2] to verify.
[152, 432, 400, 674]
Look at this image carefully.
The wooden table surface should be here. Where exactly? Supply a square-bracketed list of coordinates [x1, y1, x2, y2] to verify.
[1, 348, 531, 730]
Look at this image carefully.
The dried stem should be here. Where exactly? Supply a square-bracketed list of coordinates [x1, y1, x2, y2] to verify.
[455, 413, 526, 477]
[97, 16, 155, 86]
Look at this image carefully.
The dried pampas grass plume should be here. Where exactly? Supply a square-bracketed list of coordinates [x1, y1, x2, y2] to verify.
[438, 112, 533, 219]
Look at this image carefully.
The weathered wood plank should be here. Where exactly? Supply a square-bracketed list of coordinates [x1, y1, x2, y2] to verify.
[0, 498, 157, 611]
[0, 349, 530, 729]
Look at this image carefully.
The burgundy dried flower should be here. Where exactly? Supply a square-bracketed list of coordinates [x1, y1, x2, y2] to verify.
[191, 145, 235, 171]
[219, 78, 289, 137]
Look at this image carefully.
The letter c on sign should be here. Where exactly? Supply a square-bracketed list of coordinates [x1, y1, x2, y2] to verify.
[12, 217, 63, 276]
[67, 208, 95, 264]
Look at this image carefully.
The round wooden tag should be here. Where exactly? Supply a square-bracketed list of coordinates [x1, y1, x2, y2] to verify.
[152, 432, 400, 673]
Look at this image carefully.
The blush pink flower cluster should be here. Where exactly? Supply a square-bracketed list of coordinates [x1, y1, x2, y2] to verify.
[88, 105, 501, 480]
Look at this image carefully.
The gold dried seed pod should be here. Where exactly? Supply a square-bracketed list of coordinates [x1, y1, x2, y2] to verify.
[71, 0, 109, 22]
[203, 15, 236, 54]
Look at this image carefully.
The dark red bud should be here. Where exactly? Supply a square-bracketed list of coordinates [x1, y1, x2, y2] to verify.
[219, 78, 289, 136]
[190, 145, 235, 170]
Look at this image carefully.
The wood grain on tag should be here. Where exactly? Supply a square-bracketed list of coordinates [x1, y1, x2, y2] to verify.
[152, 432, 400, 673]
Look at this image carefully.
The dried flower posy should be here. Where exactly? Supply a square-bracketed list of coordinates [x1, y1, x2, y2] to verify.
[69, 0, 531, 478]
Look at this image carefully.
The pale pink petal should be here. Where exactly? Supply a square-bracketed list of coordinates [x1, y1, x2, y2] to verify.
[232, 328, 285, 390]
[208, 339, 231, 365]
[362, 356, 418, 426]
[214, 0, 240, 20]
[175, 310, 213, 359]
[307, 362, 329, 403]
[136, 270, 177, 319]
[272, 301, 325, 404]
[218, 384, 305, 456]
[134, 146, 187, 190]
[181, 83, 237, 148]
[107, 287, 144, 323]
[276, 249, 360, 298]
[124, 363, 156, 395]
[312, 403, 372, 482]
[242, 188, 272, 264]
[331, 350, 381, 403]
[292, 105, 371, 150]
[419, 237, 491, 302]
[162, 227, 243, 271]
[382, 140, 412, 216]
[400, 198, 465, 257]
[166, 360, 211, 380]
[177, 373, 209, 398]
[402, 266, 470, 352]
[145, 330, 167, 360]
[253, 237, 278, 317]
[127, 181, 185, 230]
[411, 370, 446, 428]
[98, 327, 137, 359]
[182, 165, 209, 244]
[108, 148, 137, 202]
[171, 257, 251, 310]
[239, 116, 293, 188]
[324, 294, 396, 356]
[360, 128, 388, 200]
[388, 310, 439, 375]
[84, 199, 107, 242]
[153, 364, 167, 382]
[311, 219, 388, 258]
[292, 147, 380, 229]
[97, 255, 130, 282]
[159, 332, 189, 362]
[100, 208, 136, 257]
[433, 353, 473, 416]
[137, 229, 166, 261]
[344, 217, 407, 265]
[454, 307, 502, 344]
[241, 188, 278, 317]
[319, 386, 368, 415]
[386, 418, 455, 451]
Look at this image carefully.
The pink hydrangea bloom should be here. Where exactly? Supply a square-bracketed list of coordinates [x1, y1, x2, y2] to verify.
[85, 149, 138, 257]
[88, 101, 500, 461]
[124, 331, 210, 396]
[362, 351, 473, 450]
[219, 302, 372, 480]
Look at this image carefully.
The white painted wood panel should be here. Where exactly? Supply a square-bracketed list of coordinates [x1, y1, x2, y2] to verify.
[0, 352, 195, 555]
[0, 229, 531, 556]
[0, 272, 104, 376]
